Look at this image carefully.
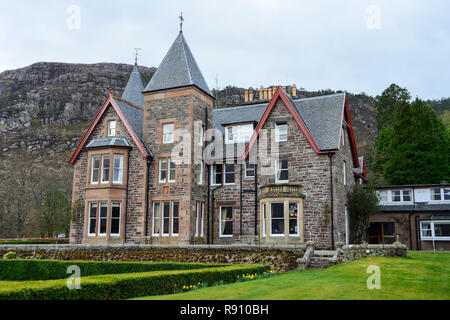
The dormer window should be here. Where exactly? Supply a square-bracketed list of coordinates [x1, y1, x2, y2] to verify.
[108, 120, 116, 137]
[275, 123, 287, 142]
[225, 124, 253, 144]
[163, 123, 174, 144]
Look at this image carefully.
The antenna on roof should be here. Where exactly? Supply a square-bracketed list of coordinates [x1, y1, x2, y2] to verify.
[179, 12, 184, 33]
[134, 48, 142, 66]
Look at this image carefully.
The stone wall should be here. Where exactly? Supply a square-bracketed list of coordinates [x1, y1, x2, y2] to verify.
[337, 243, 408, 262]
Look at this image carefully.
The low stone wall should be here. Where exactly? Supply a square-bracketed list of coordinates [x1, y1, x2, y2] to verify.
[337, 243, 408, 262]
[0, 244, 306, 273]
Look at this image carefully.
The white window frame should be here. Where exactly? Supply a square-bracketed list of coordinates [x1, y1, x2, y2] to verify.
[275, 159, 288, 184]
[101, 155, 110, 184]
[198, 162, 203, 185]
[345, 206, 349, 245]
[195, 202, 200, 237]
[161, 201, 170, 236]
[224, 164, 235, 185]
[219, 206, 233, 238]
[162, 123, 174, 144]
[168, 158, 176, 183]
[97, 202, 108, 236]
[288, 202, 300, 237]
[171, 201, 179, 236]
[224, 124, 253, 144]
[108, 120, 116, 137]
[110, 202, 121, 237]
[90, 155, 100, 184]
[270, 202, 285, 237]
[420, 221, 450, 241]
[245, 162, 255, 179]
[200, 202, 205, 237]
[431, 188, 450, 202]
[88, 202, 98, 236]
[152, 202, 161, 236]
[159, 158, 167, 183]
[211, 164, 223, 186]
[113, 154, 124, 184]
[391, 189, 413, 203]
[275, 123, 287, 142]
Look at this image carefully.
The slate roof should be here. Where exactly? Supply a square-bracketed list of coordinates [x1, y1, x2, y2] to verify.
[379, 203, 450, 212]
[143, 32, 213, 97]
[86, 137, 131, 149]
[210, 92, 347, 160]
[121, 65, 144, 107]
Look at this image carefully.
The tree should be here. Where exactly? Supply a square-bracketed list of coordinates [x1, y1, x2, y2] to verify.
[347, 184, 379, 244]
[39, 188, 71, 238]
[384, 99, 450, 184]
[375, 83, 411, 131]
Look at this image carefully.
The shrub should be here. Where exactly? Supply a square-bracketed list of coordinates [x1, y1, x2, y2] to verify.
[2, 252, 16, 260]
[0, 259, 229, 281]
[0, 264, 270, 300]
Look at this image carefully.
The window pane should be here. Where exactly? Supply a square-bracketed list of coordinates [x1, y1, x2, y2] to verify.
[225, 164, 235, 184]
[89, 203, 97, 234]
[289, 203, 298, 235]
[108, 121, 116, 136]
[431, 188, 441, 200]
[113, 155, 124, 183]
[159, 159, 167, 182]
[443, 188, 450, 200]
[99, 203, 107, 234]
[392, 190, 401, 202]
[91, 156, 99, 183]
[421, 222, 431, 237]
[110, 203, 121, 235]
[246, 162, 255, 178]
[271, 203, 284, 234]
[163, 202, 170, 234]
[213, 164, 223, 184]
[221, 207, 233, 235]
[172, 202, 179, 235]
[169, 158, 176, 181]
[153, 203, 160, 234]
[435, 223, 450, 237]
[102, 156, 110, 183]
[277, 160, 288, 182]
[403, 190, 411, 202]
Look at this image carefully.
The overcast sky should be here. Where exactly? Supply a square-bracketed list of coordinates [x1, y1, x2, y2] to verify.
[0, 0, 449, 100]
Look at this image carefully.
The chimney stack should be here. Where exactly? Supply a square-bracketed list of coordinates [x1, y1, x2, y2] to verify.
[292, 84, 297, 97]
[244, 90, 249, 102]
[259, 88, 263, 100]
[263, 88, 268, 100]
[249, 90, 253, 102]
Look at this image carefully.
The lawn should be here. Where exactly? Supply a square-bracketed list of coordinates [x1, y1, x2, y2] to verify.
[134, 251, 450, 300]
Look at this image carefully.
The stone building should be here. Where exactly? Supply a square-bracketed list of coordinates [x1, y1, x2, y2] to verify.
[69, 30, 366, 249]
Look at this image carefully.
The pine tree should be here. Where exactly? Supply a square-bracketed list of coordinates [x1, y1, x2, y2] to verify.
[384, 99, 450, 184]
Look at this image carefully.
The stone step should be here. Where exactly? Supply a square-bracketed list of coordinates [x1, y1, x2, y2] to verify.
[313, 250, 337, 257]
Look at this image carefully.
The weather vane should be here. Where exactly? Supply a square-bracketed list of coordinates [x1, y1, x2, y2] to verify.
[179, 12, 184, 32]
[134, 48, 142, 65]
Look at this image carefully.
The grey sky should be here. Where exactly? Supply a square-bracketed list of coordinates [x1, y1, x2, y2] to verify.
[0, 0, 449, 100]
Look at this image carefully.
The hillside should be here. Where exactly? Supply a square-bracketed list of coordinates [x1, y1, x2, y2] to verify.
[0, 62, 447, 181]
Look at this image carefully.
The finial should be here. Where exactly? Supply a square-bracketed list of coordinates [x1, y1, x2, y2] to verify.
[179, 12, 184, 32]
[110, 88, 113, 95]
[134, 48, 142, 66]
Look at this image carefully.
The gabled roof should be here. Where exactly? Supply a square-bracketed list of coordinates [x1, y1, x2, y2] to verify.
[68, 94, 151, 165]
[121, 65, 144, 107]
[143, 32, 213, 98]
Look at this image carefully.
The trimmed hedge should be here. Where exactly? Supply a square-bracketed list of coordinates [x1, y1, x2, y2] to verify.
[0, 259, 229, 281]
[0, 264, 270, 300]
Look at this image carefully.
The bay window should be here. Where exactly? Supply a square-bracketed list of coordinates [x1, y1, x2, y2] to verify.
[420, 221, 450, 240]
[270, 203, 284, 236]
[110, 202, 121, 236]
[87, 201, 124, 238]
[88, 203, 97, 236]
[91, 156, 100, 184]
[289, 203, 299, 236]
[98, 202, 108, 236]
[101, 155, 110, 183]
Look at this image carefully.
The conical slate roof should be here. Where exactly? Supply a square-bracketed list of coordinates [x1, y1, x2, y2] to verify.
[122, 64, 144, 106]
[143, 32, 213, 98]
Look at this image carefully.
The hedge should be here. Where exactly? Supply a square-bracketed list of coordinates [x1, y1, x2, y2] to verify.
[0, 264, 270, 300]
[0, 259, 229, 281]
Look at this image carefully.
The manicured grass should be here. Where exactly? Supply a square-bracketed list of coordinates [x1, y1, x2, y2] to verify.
[135, 251, 450, 300]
